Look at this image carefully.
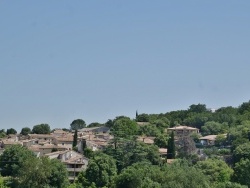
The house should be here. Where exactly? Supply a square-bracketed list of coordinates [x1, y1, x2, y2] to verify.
[137, 136, 155, 144]
[167, 126, 199, 137]
[27, 144, 68, 156]
[45, 150, 89, 181]
[78, 126, 110, 134]
[159, 148, 168, 158]
[199, 135, 217, 146]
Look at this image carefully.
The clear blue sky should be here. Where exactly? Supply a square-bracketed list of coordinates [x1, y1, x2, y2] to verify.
[1, 1, 250, 131]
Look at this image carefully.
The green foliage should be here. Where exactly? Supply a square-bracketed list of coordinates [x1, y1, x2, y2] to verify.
[70, 119, 86, 130]
[115, 162, 163, 188]
[167, 131, 175, 159]
[188, 104, 207, 113]
[16, 157, 69, 188]
[78, 153, 117, 188]
[20, 127, 31, 135]
[111, 117, 138, 138]
[48, 159, 69, 188]
[136, 113, 150, 122]
[233, 142, 250, 164]
[0, 176, 8, 188]
[84, 148, 94, 158]
[0, 129, 6, 138]
[154, 134, 168, 148]
[195, 158, 233, 183]
[73, 129, 78, 148]
[104, 140, 161, 172]
[88, 122, 103, 128]
[0, 145, 35, 177]
[233, 159, 250, 187]
[6, 128, 17, 135]
[163, 160, 210, 188]
[201, 121, 229, 136]
[32, 124, 51, 134]
[215, 134, 227, 147]
[238, 100, 250, 114]
[138, 124, 161, 137]
[183, 112, 211, 130]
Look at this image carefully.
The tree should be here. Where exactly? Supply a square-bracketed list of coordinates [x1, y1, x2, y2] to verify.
[238, 100, 250, 114]
[87, 122, 103, 128]
[48, 159, 69, 188]
[16, 157, 69, 188]
[111, 117, 138, 138]
[115, 162, 162, 188]
[32, 124, 51, 134]
[195, 158, 233, 183]
[136, 113, 150, 122]
[0, 145, 35, 177]
[233, 159, 250, 187]
[0, 129, 6, 138]
[233, 142, 250, 164]
[188, 104, 207, 113]
[163, 160, 210, 188]
[201, 121, 228, 136]
[73, 129, 78, 148]
[154, 134, 168, 148]
[6, 128, 17, 135]
[70, 119, 86, 130]
[167, 131, 175, 159]
[78, 153, 117, 188]
[20, 127, 31, 135]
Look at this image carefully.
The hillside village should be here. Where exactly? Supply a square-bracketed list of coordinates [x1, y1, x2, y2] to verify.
[1, 102, 250, 187]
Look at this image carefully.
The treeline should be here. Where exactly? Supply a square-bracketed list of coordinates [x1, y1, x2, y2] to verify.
[2, 101, 250, 187]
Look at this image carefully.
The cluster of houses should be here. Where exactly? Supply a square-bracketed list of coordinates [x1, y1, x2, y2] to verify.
[0, 124, 224, 180]
[0, 126, 112, 181]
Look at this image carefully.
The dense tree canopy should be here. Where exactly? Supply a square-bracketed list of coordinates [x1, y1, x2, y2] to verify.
[195, 158, 233, 183]
[70, 119, 86, 130]
[6, 128, 17, 135]
[78, 153, 117, 188]
[0, 145, 35, 177]
[32, 124, 51, 134]
[20, 127, 31, 135]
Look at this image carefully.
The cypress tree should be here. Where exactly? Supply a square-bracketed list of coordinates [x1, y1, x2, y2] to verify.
[167, 131, 175, 159]
[73, 129, 77, 148]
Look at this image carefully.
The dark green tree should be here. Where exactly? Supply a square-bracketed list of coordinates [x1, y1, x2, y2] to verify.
[87, 122, 103, 128]
[188, 103, 207, 113]
[32, 124, 51, 134]
[70, 119, 86, 130]
[20, 127, 31, 135]
[233, 159, 250, 187]
[6, 128, 17, 135]
[73, 129, 78, 148]
[78, 153, 117, 188]
[167, 131, 175, 159]
[0, 145, 35, 177]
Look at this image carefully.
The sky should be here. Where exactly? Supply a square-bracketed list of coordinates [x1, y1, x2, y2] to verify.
[1, 1, 250, 131]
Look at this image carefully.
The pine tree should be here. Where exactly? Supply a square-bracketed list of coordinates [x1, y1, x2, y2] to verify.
[167, 131, 175, 159]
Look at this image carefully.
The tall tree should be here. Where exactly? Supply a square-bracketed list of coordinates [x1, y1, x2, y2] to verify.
[73, 129, 78, 148]
[32, 124, 51, 134]
[167, 131, 175, 159]
[20, 127, 31, 135]
[6, 128, 17, 135]
[70, 119, 86, 130]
